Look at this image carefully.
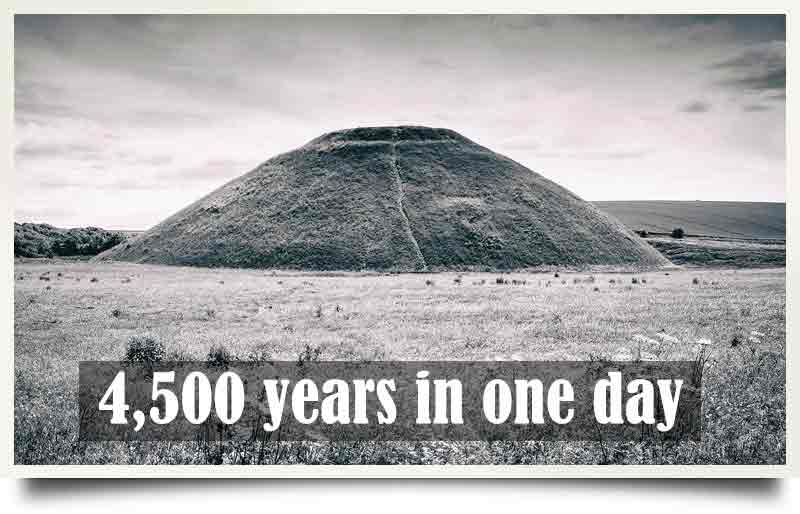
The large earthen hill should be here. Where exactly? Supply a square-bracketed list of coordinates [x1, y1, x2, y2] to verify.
[98, 126, 668, 270]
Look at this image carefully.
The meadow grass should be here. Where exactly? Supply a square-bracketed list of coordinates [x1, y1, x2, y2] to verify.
[14, 261, 785, 464]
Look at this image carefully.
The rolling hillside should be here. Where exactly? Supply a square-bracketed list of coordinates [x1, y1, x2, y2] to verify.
[14, 223, 128, 258]
[593, 201, 785, 240]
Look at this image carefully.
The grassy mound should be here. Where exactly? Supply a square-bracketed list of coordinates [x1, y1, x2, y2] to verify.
[98, 126, 668, 271]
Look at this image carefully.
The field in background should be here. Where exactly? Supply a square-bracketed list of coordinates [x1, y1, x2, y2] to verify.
[14, 261, 785, 465]
[646, 237, 785, 268]
[594, 201, 785, 240]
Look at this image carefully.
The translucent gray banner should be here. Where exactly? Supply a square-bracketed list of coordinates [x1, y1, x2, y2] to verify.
[78, 361, 701, 442]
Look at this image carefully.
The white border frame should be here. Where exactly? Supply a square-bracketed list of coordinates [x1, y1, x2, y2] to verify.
[1, 0, 794, 478]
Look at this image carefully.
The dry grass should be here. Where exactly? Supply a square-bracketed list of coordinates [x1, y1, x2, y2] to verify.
[14, 260, 785, 465]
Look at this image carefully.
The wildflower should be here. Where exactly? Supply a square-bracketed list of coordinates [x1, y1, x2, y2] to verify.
[633, 334, 661, 346]
[654, 332, 680, 344]
[639, 351, 659, 361]
[612, 348, 633, 361]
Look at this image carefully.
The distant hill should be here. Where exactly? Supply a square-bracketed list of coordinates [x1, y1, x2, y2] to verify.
[14, 223, 128, 258]
[98, 126, 668, 270]
[593, 201, 785, 240]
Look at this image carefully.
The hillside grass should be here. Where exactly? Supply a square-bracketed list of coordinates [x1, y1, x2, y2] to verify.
[14, 260, 784, 465]
[646, 237, 785, 268]
[594, 201, 785, 240]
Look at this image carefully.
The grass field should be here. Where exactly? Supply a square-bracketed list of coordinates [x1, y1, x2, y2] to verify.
[594, 201, 785, 240]
[645, 237, 785, 268]
[14, 260, 785, 465]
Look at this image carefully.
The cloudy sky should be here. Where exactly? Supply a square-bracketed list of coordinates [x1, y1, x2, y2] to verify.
[15, 14, 785, 230]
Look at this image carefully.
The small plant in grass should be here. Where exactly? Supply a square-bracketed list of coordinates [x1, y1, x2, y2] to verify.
[297, 344, 322, 367]
[207, 344, 232, 368]
[110, 308, 123, 318]
[124, 335, 166, 364]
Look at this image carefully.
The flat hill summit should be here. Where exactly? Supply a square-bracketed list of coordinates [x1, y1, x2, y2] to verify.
[98, 126, 668, 270]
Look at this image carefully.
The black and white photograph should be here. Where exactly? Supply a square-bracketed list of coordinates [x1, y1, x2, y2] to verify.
[10, 13, 787, 471]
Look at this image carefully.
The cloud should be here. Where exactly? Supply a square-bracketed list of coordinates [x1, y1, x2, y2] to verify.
[718, 68, 785, 92]
[743, 104, 771, 112]
[534, 150, 650, 161]
[680, 100, 711, 113]
[711, 41, 785, 94]
[15, 141, 103, 160]
[13, 15, 787, 228]
[158, 158, 251, 182]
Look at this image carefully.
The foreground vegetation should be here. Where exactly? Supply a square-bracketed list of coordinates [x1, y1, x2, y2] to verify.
[14, 261, 784, 465]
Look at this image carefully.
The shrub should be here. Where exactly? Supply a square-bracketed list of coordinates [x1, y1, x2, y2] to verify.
[124, 335, 166, 364]
[495, 277, 507, 285]
[207, 344, 232, 367]
[631, 277, 639, 284]
[89, 277, 98, 283]
[297, 344, 322, 366]
[110, 308, 123, 318]
[425, 279, 435, 286]
[454, 276, 462, 285]
[636, 229, 649, 238]
[671, 227, 685, 239]
[692, 277, 700, 285]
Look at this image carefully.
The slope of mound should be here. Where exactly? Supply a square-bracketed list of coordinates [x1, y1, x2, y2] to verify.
[594, 201, 785, 240]
[99, 126, 668, 271]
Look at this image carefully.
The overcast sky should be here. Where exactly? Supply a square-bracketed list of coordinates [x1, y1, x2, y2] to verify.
[15, 14, 785, 230]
